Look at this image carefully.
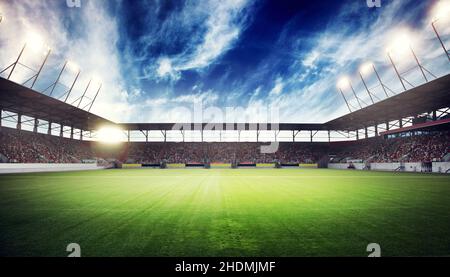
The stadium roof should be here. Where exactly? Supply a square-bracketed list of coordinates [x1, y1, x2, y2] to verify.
[380, 117, 450, 136]
[0, 77, 114, 131]
[116, 123, 328, 131]
[118, 74, 450, 132]
[326, 74, 450, 131]
[1, 73, 449, 133]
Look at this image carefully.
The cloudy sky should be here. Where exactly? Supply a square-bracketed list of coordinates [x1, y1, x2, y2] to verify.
[0, 0, 449, 124]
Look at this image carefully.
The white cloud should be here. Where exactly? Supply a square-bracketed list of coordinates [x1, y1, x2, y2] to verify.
[239, 0, 450, 123]
[302, 50, 320, 68]
[0, 0, 135, 123]
[2, 0, 448, 126]
[156, 57, 180, 81]
[269, 77, 284, 96]
[177, 0, 247, 70]
[172, 90, 219, 105]
[151, 0, 253, 81]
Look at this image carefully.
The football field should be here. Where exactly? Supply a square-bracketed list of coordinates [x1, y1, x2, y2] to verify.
[0, 168, 449, 257]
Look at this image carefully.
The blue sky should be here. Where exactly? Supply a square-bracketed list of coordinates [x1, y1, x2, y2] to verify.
[0, 0, 449, 123]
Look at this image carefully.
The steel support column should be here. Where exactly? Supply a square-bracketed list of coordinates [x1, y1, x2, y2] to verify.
[432, 21, 450, 62]
[34, 118, 39, 133]
[17, 114, 22, 130]
[373, 64, 389, 98]
[49, 61, 67, 97]
[388, 52, 407, 91]
[31, 49, 51, 89]
[7, 44, 26, 80]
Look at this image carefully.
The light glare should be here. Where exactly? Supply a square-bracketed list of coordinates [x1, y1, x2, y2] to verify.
[67, 61, 79, 72]
[97, 127, 123, 144]
[431, 0, 450, 22]
[359, 62, 373, 75]
[92, 76, 102, 85]
[26, 32, 46, 53]
[386, 30, 413, 57]
[337, 77, 350, 89]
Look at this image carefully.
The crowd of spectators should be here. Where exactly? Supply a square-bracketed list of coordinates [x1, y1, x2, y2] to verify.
[1, 127, 449, 164]
[125, 142, 324, 164]
[0, 128, 94, 163]
[329, 131, 450, 163]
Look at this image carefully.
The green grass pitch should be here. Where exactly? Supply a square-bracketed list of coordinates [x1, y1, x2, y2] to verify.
[0, 168, 449, 257]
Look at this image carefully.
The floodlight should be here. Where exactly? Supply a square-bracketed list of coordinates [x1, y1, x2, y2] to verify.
[359, 62, 373, 75]
[92, 76, 102, 85]
[97, 127, 123, 144]
[337, 77, 350, 89]
[431, 0, 450, 22]
[67, 60, 79, 72]
[430, 1, 450, 62]
[26, 32, 47, 53]
[386, 32, 412, 57]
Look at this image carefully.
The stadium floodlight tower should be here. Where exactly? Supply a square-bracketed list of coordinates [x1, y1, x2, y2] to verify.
[358, 62, 375, 104]
[337, 77, 352, 113]
[386, 37, 408, 91]
[386, 30, 430, 88]
[64, 61, 81, 102]
[2, 32, 51, 85]
[73, 76, 102, 111]
[46, 60, 81, 100]
[87, 78, 102, 112]
[430, 0, 450, 62]
[359, 62, 389, 98]
[338, 76, 364, 110]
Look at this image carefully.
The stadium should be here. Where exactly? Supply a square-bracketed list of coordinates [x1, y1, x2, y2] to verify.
[0, 0, 450, 260]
